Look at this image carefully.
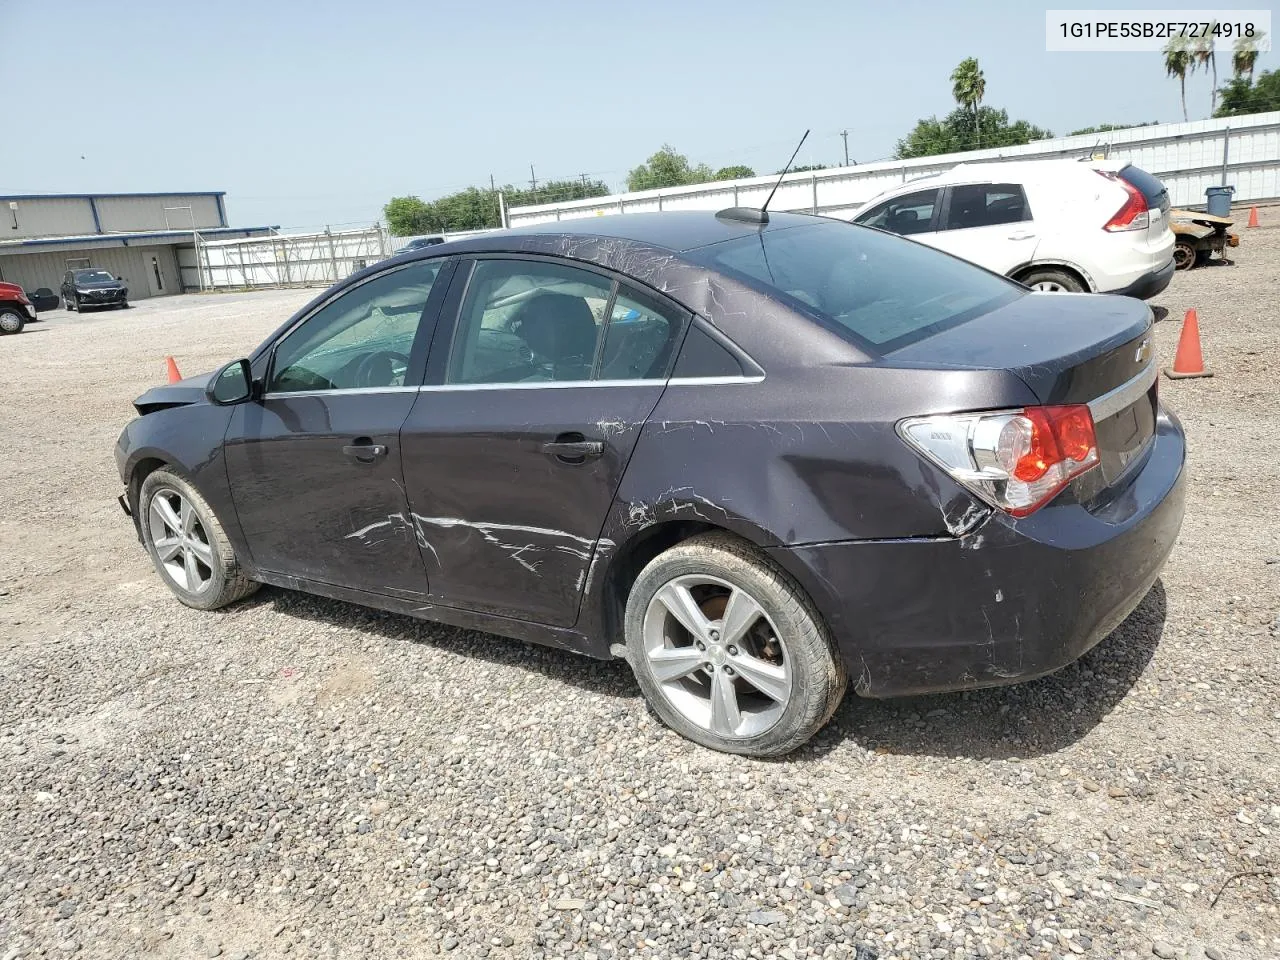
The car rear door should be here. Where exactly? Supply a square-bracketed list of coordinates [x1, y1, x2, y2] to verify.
[222, 258, 453, 599]
[399, 255, 689, 627]
[926, 182, 1039, 274]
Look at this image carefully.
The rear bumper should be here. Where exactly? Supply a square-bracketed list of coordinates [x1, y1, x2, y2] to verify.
[1105, 257, 1175, 300]
[769, 408, 1186, 698]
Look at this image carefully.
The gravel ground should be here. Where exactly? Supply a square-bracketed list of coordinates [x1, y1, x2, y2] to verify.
[1, 225, 1278, 960]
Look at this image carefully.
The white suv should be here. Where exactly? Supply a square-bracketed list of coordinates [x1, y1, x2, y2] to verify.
[850, 159, 1176, 299]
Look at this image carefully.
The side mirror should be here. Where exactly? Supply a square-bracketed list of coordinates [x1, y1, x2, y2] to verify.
[115, 275, 123, 281]
[206, 359, 254, 406]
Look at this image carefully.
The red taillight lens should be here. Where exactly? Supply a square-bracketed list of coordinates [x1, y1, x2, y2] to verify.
[899, 404, 1100, 520]
[1099, 171, 1149, 232]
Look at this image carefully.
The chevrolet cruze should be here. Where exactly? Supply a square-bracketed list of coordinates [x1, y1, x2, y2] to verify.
[115, 211, 1185, 755]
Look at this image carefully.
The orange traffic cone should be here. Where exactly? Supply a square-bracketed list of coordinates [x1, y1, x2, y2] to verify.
[1247, 206, 1260, 228]
[1164, 309, 1212, 379]
[165, 356, 182, 383]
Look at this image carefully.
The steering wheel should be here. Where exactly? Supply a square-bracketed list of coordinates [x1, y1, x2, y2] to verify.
[352, 350, 411, 388]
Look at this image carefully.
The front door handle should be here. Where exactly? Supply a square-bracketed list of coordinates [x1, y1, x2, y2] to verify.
[1008, 231, 1036, 241]
[543, 433, 604, 464]
[342, 439, 388, 463]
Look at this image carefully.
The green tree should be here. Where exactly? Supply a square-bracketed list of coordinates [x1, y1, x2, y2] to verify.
[627, 145, 713, 191]
[384, 178, 610, 235]
[950, 57, 986, 118]
[1233, 30, 1265, 83]
[1164, 36, 1193, 121]
[1192, 24, 1219, 114]
[1215, 68, 1280, 117]
[789, 164, 830, 173]
[895, 106, 1050, 159]
[712, 165, 756, 181]
[384, 196, 434, 236]
[1068, 122, 1158, 136]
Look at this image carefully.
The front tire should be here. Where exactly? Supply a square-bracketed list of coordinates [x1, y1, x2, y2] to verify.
[624, 533, 847, 756]
[0, 308, 25, 335]
[139, 467, 260, 610]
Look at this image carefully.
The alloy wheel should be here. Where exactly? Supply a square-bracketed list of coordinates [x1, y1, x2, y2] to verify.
[0, 311, 21, 333]
[147, 488, 216, 594]
[641, 574, 792, 739]
[1030, 280, 1067, 292]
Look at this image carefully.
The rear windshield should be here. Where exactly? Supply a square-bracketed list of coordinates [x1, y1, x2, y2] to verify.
[1119, 166, 1170, 210]
[694, 221, 1021, 352]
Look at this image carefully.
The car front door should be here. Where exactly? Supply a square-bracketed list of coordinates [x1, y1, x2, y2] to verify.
[926, 182, 1038, 274]
[223, 258, 452, 599]
[399, 255, 688, 626]
[852, 188, 942, 247]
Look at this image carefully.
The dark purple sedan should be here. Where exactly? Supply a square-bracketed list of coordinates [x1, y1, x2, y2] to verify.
[115, 211, 1185, 755]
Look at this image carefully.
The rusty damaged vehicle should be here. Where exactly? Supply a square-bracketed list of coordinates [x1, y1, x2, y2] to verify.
[114, 210, 1186, 755]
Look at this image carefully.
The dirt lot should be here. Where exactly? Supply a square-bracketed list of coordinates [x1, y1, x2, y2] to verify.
[1, 227, 1278, 960]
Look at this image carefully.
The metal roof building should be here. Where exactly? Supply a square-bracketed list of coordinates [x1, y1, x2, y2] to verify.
[0, 191, 276, 302]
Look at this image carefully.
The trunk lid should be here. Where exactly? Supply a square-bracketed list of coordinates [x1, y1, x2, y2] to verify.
[888, 291, 1157, 491]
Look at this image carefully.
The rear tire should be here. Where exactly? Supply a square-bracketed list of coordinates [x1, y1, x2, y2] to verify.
[1020, 267, 1086, 293]
[1173, 240, 1197, 270]
[0, 307, 25, 335]
[624, 532, 847, 756]
[139, 467, 260, 611]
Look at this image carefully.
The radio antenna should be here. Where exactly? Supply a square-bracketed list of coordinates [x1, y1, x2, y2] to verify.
[716, 129, 811, 226]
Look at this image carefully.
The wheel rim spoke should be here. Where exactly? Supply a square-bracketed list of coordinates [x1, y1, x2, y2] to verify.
[154, 536, 183, 562]
[183, 548, 201, 592]
[708, 669, 742, 737]
[179, 498, 197, 536]
[729, 654, 790, 704]
[186, 536, 215, 567]
[647, 646, 706, 683]
[654, 582, 710, 641]
[719, 588, 763, 647]
[150, 496, 182, 536]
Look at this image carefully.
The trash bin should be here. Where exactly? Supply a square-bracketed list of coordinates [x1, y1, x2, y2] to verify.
[1205, 185, 1235, 217]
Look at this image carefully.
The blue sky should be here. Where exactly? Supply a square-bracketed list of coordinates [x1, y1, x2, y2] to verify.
[2, 0, 1273, 230]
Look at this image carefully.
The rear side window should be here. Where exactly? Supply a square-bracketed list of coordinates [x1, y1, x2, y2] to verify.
[672, 325, 743, 378]
[696, 221, 1021, 353]
[853, 188, 940, 236]
[598, 285, 684, 381]
[943, 183, 1031, 230]
[1118, 166, 1170, 212]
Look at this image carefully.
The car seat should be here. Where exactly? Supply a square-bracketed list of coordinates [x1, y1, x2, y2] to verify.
[512, 293, 599, 380]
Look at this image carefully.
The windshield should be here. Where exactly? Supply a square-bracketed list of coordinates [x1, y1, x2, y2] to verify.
[694, 221, 1021, 353]
[75, 270, 115, 284]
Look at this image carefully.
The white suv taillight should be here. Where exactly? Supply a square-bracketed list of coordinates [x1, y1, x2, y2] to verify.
[1098, 171, 1149, 232]
[898, 405, 1099, 518]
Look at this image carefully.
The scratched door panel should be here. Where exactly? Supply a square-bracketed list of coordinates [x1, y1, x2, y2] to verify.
[224, 393, 428, 598]
[399, 384, 665, 626]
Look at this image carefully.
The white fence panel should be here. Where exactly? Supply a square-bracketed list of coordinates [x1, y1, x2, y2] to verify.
[196, 228, 388, 290]
[508, 112, 1280, 226]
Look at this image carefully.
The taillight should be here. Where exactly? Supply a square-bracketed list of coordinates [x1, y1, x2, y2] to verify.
[898, 405, 1099, 519]
[1098, 171, 1149, 232]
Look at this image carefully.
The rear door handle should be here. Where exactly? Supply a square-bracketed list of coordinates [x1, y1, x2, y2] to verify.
[342, 440, 388, 463]
[542, 434, 604, 463]
[1008, 231, 1036, 240]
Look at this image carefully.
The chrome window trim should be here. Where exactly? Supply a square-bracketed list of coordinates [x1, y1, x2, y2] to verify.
[415, 374, 763, 393]
[1088, 362, 1156, 422]
[261, 386, 420, 400]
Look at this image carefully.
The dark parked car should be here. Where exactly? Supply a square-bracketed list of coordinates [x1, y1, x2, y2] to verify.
[115, 211, 1186, 755]
[62, 268, 129, 311]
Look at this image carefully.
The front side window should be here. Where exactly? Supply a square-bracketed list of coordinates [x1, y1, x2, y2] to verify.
[269, 260, 441, 393]
[854, 188, 940, 236]
[696, 221, 1021, 352]
[448, 260, 613, 384]
[943, 183, 1031, 230]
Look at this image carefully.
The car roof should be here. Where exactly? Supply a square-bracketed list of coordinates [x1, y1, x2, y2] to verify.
[439, 210, 822, 255]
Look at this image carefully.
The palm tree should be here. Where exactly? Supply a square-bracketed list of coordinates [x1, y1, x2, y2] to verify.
[1233, 30, 1264, 83]
[950, 57, 986, 117]
[1192, 25, 1219, 114]
[1164, 36, 1193, 121]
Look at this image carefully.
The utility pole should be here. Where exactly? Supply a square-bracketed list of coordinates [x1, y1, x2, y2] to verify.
[579, 173, 589, 190]
[529, 164, 539, 204]
[490, 174, 499, 226]
[841, 130, 850, 167]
